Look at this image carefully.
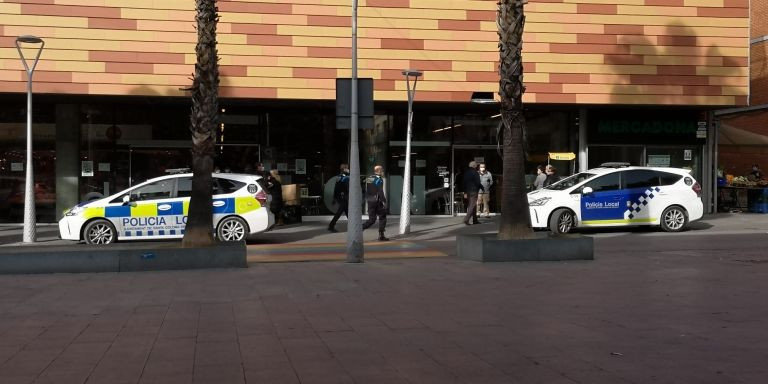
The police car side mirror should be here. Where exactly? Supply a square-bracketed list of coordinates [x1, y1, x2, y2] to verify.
[582, 187, 594, 195]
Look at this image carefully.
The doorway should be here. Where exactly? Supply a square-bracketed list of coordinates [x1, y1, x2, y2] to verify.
[452, 145, 502, 216]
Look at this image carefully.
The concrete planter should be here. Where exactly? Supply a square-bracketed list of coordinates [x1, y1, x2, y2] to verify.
[457, 232, 593, 262]
[0, 241, 247, 274]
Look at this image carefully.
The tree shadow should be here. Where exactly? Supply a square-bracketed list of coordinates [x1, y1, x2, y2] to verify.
[609, 20, 746, 106]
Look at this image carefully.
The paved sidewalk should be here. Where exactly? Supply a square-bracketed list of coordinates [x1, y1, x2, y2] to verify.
[0, 214, 767, 383]
[0, 233, 767, 383]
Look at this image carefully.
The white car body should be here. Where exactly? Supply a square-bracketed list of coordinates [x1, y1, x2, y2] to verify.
[59, 173, 275, 244]
[528, 165, 704, 233]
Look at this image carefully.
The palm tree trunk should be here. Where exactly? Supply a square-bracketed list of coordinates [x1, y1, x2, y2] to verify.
[182, 0, 219, 247]
[497, 0, 534, 240]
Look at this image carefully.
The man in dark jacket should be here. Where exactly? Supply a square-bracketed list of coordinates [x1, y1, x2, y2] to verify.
[328, 163, 350, 232]
[462, 161, 484, 225]
[362, 165, 389, 241]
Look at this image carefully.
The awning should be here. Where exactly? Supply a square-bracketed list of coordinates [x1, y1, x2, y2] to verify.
[718, 123, 768, 145]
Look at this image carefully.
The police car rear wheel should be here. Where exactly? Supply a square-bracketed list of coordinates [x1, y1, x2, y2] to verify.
[660, 206, 687, 232]
[549, 209, 574, 234]
[217, 216, 248, 242]
[83, 219, 116, 245]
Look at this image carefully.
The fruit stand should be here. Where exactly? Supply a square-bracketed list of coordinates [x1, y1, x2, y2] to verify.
[717, 176, 768, 213]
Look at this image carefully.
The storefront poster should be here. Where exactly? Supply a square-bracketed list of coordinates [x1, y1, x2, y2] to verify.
[295, 159, 306, 174]
[277, 163, 287, 172]
[647, 155, 670, 167]
[98, 162, 110, 172]
[684, 150, 692, 161]
[11, 163, 22, 172]
[416, 160, 426, 168]
[81, 161, 94, 177]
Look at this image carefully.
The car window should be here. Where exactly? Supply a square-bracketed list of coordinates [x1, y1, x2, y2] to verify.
[177, 177, 192, 198]
[131, 179, 174, 201]
[659, 172, 683, 186]
[214, 178, 246, 195]
[583, 172, 620, 192]
[623, 170, 659, 189]
[546, 172, 595, 191]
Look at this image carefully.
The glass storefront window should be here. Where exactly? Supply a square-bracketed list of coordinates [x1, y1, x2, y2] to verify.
[0, 101, 56, 223]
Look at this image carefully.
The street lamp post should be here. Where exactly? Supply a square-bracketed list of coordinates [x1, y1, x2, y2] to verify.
[346, 0, 364, 262]
[15, 35, 45, 243]
[398, 70, 422, 235]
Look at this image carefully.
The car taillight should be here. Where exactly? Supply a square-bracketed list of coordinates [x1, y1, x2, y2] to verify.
[255, 190, 269, 206]
[692, 182, 701, 197]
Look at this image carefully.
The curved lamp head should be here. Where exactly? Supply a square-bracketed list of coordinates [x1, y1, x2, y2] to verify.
[402, 69, 423, 77]
[16, 35, 44, 44]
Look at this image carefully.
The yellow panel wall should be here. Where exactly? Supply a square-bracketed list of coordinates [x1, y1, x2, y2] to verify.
[0, 0, 750, 105]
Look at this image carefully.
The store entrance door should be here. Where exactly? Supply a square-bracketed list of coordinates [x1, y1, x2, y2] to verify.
[452, 145, 501, 216]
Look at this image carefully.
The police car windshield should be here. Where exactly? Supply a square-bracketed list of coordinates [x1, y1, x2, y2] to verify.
[545, 172, 596, 191]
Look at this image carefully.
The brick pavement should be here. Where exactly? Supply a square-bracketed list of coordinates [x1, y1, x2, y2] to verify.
[1, 214, 768, 383]
[1, 225, 768, 383]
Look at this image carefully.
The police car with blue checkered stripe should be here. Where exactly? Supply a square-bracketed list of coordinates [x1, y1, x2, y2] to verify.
[528, 163, 703, 234]
[59, 173, 275, 244]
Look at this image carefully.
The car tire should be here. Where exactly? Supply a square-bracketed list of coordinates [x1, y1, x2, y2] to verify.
[217, 216, 249, 242]
[549, 208, 574, 234]
[83, 219, 117, 245]
[660, 205, 688, 232]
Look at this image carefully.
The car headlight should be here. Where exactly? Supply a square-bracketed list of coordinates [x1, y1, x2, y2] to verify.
[528, 197, 551, 206]
[64, 206, 84, 216]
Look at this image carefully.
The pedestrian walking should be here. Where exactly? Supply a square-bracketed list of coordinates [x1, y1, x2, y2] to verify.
[477, 163, 493, 217]
[534, 165, 547, 190]
[362, 165, 389, 241]
[266, 169, 283, 225]
[328, 163, 350, 232]
[462, 161, 484, 225]
[543, 165, 559, 187]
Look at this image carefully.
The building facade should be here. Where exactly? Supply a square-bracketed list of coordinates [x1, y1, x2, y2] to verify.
[0, 0, 751, 222]
[716, 0, 767, 179]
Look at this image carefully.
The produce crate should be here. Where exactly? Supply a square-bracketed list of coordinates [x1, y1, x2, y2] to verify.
[749, 202, 768, 214]
[747, 188, 768, 213]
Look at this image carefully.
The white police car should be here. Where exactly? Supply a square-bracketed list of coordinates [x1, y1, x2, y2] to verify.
[59, 173, 274, 244]
[528, 164, 703, 234]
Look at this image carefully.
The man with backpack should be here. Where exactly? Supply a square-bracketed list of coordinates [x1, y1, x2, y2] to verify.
[328, 163, 350, 232]
[362, 165, 389, 241]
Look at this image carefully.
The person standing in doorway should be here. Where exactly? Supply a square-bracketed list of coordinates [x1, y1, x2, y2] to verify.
[534, 165, 547, 190]
[477, 163, 493, 217]
[255, 162, 266, 178]
[362, 165, 389, 241]
[543, 165, 559, 187]
[328, 163, 350, 232]
[462, 161, 484, 225]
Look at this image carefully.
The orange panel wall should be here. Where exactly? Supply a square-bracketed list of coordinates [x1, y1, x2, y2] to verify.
[0, 0, 750, 105]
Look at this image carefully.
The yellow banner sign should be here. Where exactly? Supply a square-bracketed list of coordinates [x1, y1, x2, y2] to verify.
[549, 152, 576, 161]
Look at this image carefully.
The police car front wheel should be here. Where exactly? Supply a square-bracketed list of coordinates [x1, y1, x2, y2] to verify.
[217, 216, 249, 242]
[549, 208, 574, 234]
[83, 219, 117, 245]
[660, 206, 688, 232]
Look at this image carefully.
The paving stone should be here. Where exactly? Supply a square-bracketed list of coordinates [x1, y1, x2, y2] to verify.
[36, 342, 110, 383]
[194, 341, 242, 367]
[0, 348, 60, 379]
[244, 367, 301, 384]
[192, 364, 245, 384]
